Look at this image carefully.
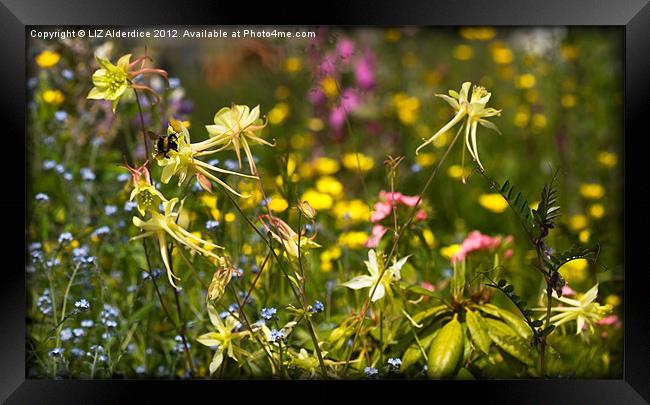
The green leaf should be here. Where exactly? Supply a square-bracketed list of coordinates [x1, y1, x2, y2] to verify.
[128, 302, 154, 323]
[401, 330, 439, 370]
[492, 305, 533, 339]
[484, 319, 535, 367]
[427, 314, 464, 378]
[457, 367, 476, 379]
[405, 284, 440, 298]
[465, 309, 491, 354]
[412, 305, 449, 324]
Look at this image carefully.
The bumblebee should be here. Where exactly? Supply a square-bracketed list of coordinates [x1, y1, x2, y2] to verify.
[148, 130, 180, 159]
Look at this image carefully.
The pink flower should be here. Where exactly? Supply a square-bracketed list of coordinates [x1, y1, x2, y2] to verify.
[329, 106, 346, 132]
[355, 50, 376, 91]
[415, 209, 427, 221]
[451, 231, 507, 264]
[598, 315, 621, 327]
[370, 201, 392, 223]
[308, 87, 326, 106]
[379, 191, 421, 207]
[365, 224, 388, 248]
[421, 281, 435, 292]
[336, 38, 355, 62]
[340, 88, 360, 111]
[561, 284, 576, 297]
[318, 53, 337, 77]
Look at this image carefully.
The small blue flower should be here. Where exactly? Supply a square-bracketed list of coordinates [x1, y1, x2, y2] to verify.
[224, 159, 239, 171]
[72, 328, 85, 338]
[42, 160, 57, 170]
[205, 220, 220, 231]
[70, 347, 85, 358]
[63, 172, 73, 182]
[80, 319, 94, 328]
[269, 329, 285, 342]
[35, 193, 49, 203]
[61, 69, 74, 80]
[310, 300, 325, 313]
[104, 205, 118, 216]
[92, 226, 111, 238]
[80, 167, 95, 181]
[208, 159, 220, 166]
[48, 347, 64, 358]
[142, 268, 163, 280]
[411, 163, 422, 173]
[60, 328, 73, 341]
[117, 173, 130, 182]
[77, 194, 86, 204]
[54, 110, 68, 122]
[260, 307, 277, 321]
[169, 77, 181, 88]
[136, 365, 146, 374]
[364, 366, 379, 377]
[55, 164, 65, 174]
[58, 232, 73, 245]
[387, 357, 402, 370]
[124, 201, 138, 212]
[74, 299, 90, 311]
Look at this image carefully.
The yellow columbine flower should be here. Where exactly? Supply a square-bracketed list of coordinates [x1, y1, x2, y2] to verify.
[203, 104, 274, 174]
[124, 163, 167, 216]
[534, 284, 612, 335]
[36, 50, 61, 68]
[416, 82, 501, 173]
[131, 198, 223, 289]
[87, 52, 168, 112]
[197, 303, 249, 374]
[156, 120, 257, 197]
[342, 249, 409, 302]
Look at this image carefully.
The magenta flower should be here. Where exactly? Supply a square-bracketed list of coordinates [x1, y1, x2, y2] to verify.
[328, 106, 347, 132]
[355, 50, 376, 91]
[337, 38, 355, 62]
[308, 87, 327, 106]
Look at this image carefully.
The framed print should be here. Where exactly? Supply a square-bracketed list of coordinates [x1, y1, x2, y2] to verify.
[2, 0, 650, 403]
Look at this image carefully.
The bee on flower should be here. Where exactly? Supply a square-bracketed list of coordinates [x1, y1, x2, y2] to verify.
[416, 82, 501, 176]
[87, 50, 169, 112]
[153, 119, 258, 196]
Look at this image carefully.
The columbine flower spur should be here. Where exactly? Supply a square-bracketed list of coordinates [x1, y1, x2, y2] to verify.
[416, 82, 501, 172]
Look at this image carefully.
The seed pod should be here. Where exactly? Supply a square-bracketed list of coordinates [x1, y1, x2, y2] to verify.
[207, 259, 234, 303]
[427, 314, 464, 378]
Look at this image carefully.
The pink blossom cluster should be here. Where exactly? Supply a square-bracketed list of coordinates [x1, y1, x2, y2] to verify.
[307, 36, 377, 139]
[451, 231, 513, 264]
[365, 191, 426, 248]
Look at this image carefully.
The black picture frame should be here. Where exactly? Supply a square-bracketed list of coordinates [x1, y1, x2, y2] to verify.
[3, 0, 649, 403]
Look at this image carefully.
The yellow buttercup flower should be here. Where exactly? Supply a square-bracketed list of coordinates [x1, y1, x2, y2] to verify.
[284, 57, 302, 73]
[268, 103, 290, 125]
[36, 50, 61, 68]
[568, 214, 588, 231]
[267, 195, 289, 213]
[589, 204, 605, 219]
[515, 74, 536, 89]
[42, 90, 65, 105]
[478, 193, 509, 213]
[459, 27, 496, 41]
[332, 200, 371, 226]
[300, 189, 333, 211]
[416, 82, 501, 173]
[579, 183, 605, 200]
[313, 157, 340, 175]
[342, 153, 374, 172]
[338, 231, 369, 250]
[597, 151, 617, 168]
[453, 45, 473, 61]
[316, 176, 344, 197]
[393, 93, 421, 125]
[320, 76, 338, 98]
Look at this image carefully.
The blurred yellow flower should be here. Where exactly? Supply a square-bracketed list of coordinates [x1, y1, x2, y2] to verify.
[568, 214, 588, 231]
[342, 153, 374, 172]
[415, 153, 437, 167]
[308, 117, 324, 131]
[561, 45, 579, 61]
[42, 89, 65, 105]
[561, 94, 576, 108]
[605, 294, 621, 307]
[579, 229, 591, 243]
[447, 164, 471, 180]
[597, 151, 617, 168]
[531, 113, 547, 129]
[384, 28, 401, 42]
[491, 43, 513, 64]
[579, 183, 605, 200]
[393, 93, 421, 125]
[313, 157, 340, 175]
[479, 193, 509, 213]
[200, 194, 218, 210]
[588, 204, 605, 219]
[316, 176, 344, 197]
[275, 86, 290, 100]
[321, 246, 342, 263]
[284, 57, 302, 73]
[320, 76, 338, 98]
[224, 212, 236, 223]
[515, 73, 536, 89]
[300, 189, 334, 210]
[514, 107, 530, 127]
[268, 103, 290, 125]
[423, 229, 436, 248]
[560, 258, 588, 283]
[36, 50, 61, 68]
[453, 44, 473, 61]
[440, 244, 461, 260]
[267, 195, 289, 213]
[332, 200, 371, 225]
[459, 27, 496, 41]
[338, 231, 369, 250]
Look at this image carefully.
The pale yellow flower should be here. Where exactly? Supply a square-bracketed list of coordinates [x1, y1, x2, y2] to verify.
[197, 303, 249, 374]
[342, 249, 409, 302]
[416, 82, 501, 172]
